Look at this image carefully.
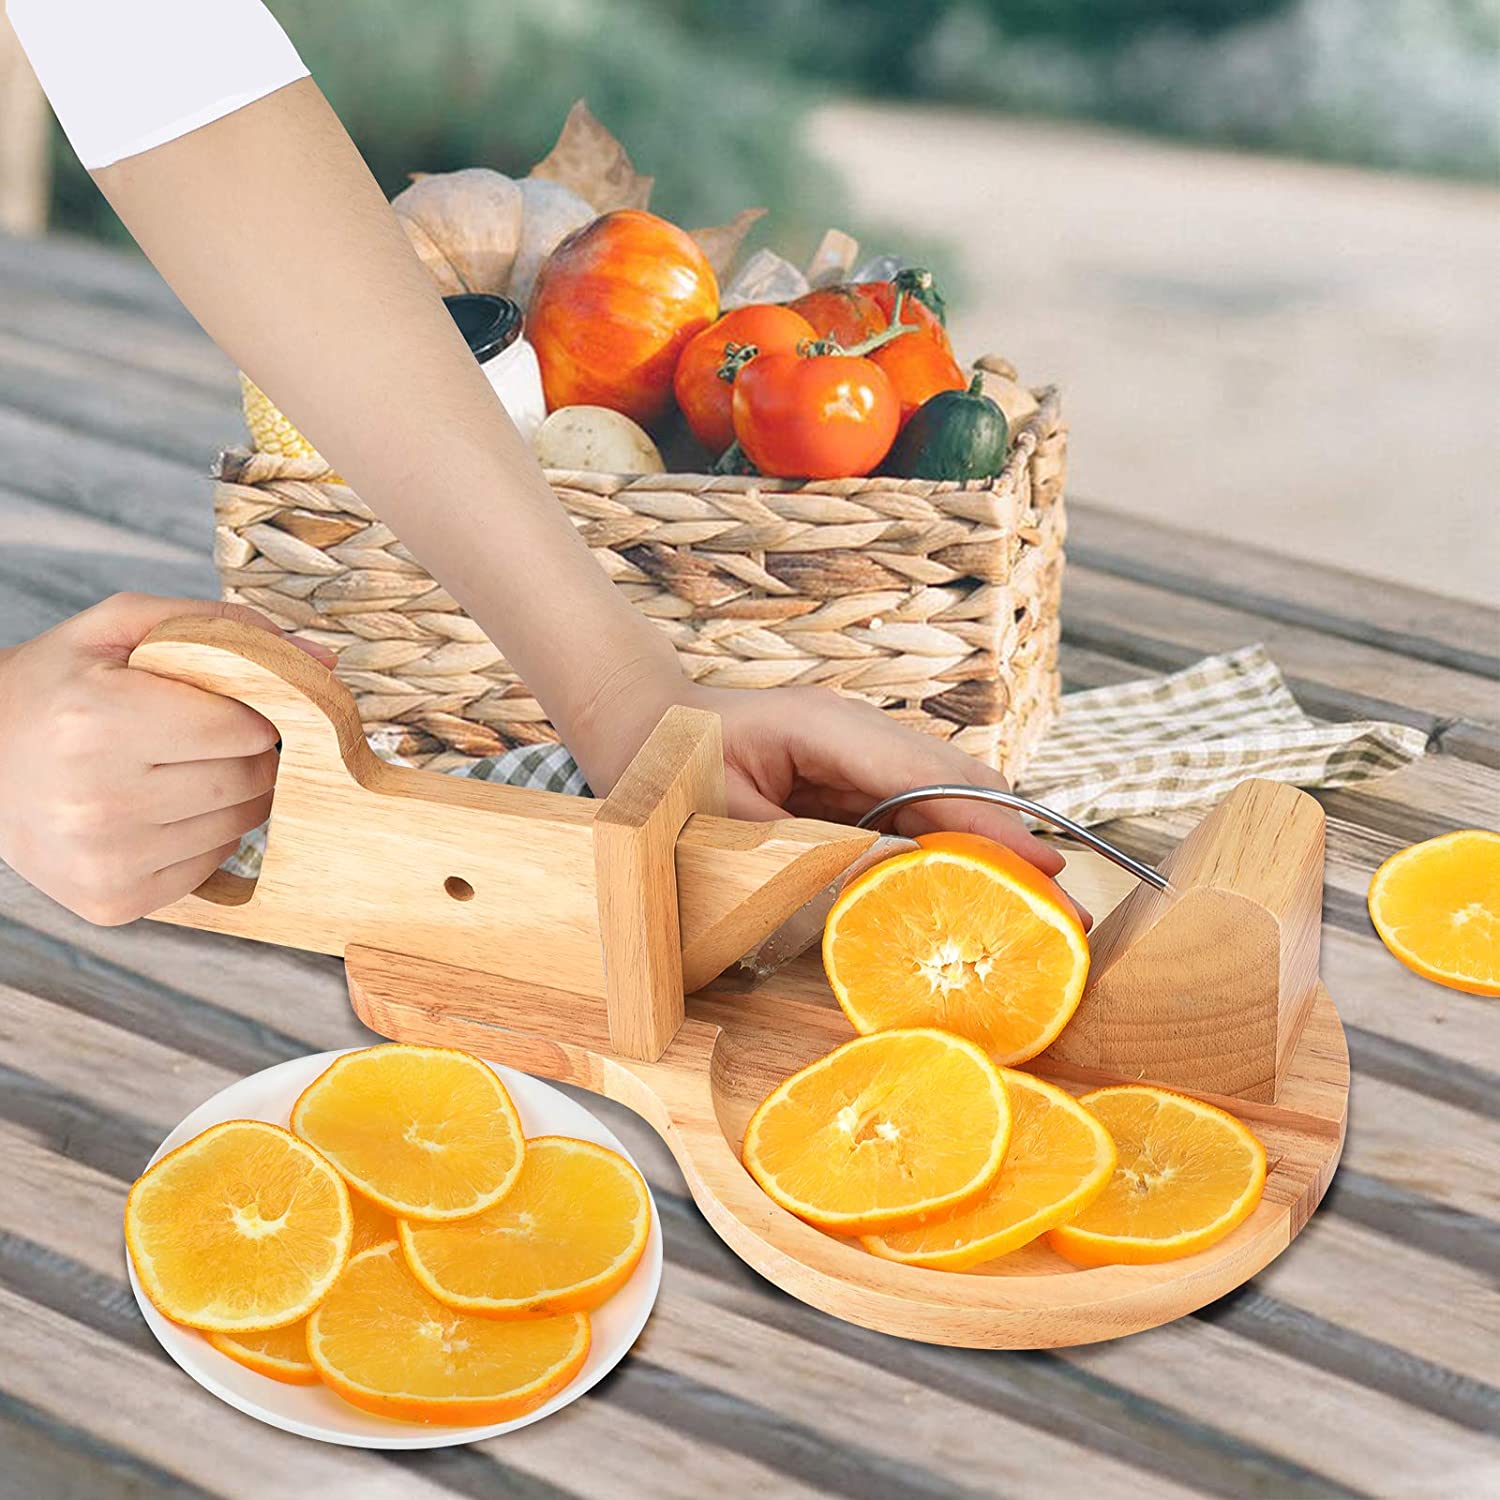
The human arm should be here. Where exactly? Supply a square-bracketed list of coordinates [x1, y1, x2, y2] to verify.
[9, 2, 1076, 895]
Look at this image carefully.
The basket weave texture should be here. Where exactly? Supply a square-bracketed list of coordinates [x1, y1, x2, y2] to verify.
[212, 387, 1066, 780]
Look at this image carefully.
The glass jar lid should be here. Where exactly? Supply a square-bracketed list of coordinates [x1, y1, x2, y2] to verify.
[443, 294, 524, 365]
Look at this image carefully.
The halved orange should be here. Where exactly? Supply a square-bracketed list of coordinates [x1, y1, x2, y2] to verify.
[741, 1028, 1011, 1235]
[1048, 1085, 1267, 1267]
[291, 1045, 525, 1221]
[863, 1070, 1116, 1270]
[822, 832, 1090, 1065]
[1368, 829, 1500, 997]
[125, 1119, 351, 1333]
[307, 1241, 590, 1425]
[205, 1191, 395, 1383]
[400, 1137, 651, 1318]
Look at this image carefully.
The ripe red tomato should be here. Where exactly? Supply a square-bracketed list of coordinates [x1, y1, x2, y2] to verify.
[859, 279, 951, 352]
[871, 332, 966, 425]
[732, 350, 900, 479]
[529, 209, 718, 426]
[673, 304, 816, 454]
[787, 285, 886, 347]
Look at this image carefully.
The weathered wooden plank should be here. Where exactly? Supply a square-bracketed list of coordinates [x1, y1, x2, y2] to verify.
[0, 288, 235, 397]
[1064, 566, 1498, 727]
[1434, 719, 1500, 769]
[1065, 1311, 1500, 1498]
[0, 230, 190, 317]
[1067, 500, 1500, 680]
[0, 325, 236, 465]
[0, 1287, 472, 1500]
[1253, 1214, 1500, 1389]
[0, 403, 214, 553]
[0, 1391, 213, 1500]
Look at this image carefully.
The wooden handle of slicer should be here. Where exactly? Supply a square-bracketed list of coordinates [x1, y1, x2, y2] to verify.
[126, 616, 879, 1018]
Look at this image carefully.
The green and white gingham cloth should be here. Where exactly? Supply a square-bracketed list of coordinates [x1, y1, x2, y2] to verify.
[222, 643, 1424, 878]
[1019, 643, 1427, 825]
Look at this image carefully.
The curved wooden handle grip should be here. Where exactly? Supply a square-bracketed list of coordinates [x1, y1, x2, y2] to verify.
[128, 616, 373, 785]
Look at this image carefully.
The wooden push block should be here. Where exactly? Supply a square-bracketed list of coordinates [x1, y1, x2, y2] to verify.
[593, 706, 727, 1062]
[1046, 780, 1325, 1103]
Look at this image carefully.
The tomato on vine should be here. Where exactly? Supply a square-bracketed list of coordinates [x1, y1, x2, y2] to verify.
[673, 304, 816, 453]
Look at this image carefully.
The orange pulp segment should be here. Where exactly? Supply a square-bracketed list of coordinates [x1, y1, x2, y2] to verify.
[125, 1119, 351, 1332]
[863, 1070, 1116, 1270]
[822, 832, 1090, 1065]
[1048, 1085, 1266, 1267]
[307, 1242, 590, 1425]
[741, 1028, 1011, 1235]
[400, 1136, 651, 1318]
[1368, 829, 1500, 996]
[291, 1045, 524, 1221]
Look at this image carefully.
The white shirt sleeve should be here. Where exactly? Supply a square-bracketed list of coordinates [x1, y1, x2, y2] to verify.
[7, 0, 309, 171]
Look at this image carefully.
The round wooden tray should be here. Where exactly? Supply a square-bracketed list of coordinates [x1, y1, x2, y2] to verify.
[351, 942, 1349, 1351]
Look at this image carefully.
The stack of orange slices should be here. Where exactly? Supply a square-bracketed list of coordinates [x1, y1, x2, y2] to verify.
[742, 832, 1269, 1271]
[125, 1044, 652, 1425]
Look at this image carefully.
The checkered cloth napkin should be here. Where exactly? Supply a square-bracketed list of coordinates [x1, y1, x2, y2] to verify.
[223, 643, 1424, 878]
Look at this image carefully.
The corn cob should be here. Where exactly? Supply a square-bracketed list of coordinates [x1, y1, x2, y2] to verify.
[239, 373, 341, 480]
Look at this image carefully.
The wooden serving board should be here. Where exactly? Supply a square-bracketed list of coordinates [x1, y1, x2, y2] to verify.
[130, 617, 1348, 1350]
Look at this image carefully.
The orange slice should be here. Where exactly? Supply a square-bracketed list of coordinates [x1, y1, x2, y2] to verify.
[862, 1070, 1116, 1270]
[822, 832, 1090, 1065]
[206, 1319, 320, 1385]
[125, 1119, 351, 1333]
[205, 1192, 395, 1383]
[291, 1045, 525, 1221]
[400, 1137, 651, 1318]
[307, 1241, 590, 1425]
[1048, 1085, 1266, 1267]
[1368, 830, 1500, 997]
[741, 1028, 1011, 1234]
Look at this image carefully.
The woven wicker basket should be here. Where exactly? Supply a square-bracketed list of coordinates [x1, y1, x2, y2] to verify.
[211, 384, 1066, 780]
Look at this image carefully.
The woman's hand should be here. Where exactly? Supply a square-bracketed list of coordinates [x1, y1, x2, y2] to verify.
[0, 594, 333, 926]
[568, 665, 1089, 927]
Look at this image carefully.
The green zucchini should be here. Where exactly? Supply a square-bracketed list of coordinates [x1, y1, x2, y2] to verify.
[885, 375, 1009, 481]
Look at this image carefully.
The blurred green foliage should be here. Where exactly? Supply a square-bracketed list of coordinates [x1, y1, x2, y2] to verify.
[46, 0, 1498, 247]
[51, 0, 848, 257]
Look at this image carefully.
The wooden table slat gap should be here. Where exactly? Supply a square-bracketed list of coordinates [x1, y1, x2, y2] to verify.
[1066, 533, 1500, 682]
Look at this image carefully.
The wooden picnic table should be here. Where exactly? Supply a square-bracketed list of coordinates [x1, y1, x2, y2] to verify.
[1, 230, 1497, 1500]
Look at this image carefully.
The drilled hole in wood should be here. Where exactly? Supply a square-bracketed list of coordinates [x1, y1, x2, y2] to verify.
[444, 876, 475, 902]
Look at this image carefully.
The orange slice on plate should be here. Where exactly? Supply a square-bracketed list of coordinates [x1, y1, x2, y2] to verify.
[741, 1028, 1011, 1235]
[822, 832, 1090, 1064]
[308, 1241, 590, 1425]
[1368, 829, 1500, 997]
[1048, 1085, 1267, 1267]
[125, 1119, 351, 1333]
[291, 1045, 525, 1221]
[400, 1136, 651, 1318]
[206, 1319, 320, 1385]
[205, 1191, 395, 1383]
[863, 1070, 1116, 1270]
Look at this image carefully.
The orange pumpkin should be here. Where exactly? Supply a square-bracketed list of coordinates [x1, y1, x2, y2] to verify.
[528, 209, 719, 426]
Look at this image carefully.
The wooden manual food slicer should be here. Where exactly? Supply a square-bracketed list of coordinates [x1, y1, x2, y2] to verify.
[132, 618, 1347, 1349]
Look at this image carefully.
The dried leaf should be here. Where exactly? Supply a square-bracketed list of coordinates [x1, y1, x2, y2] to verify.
[529, 100, 654, 213]
[689, 207, 767, 281]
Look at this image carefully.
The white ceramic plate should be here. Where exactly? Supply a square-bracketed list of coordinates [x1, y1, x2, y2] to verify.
[126, 1048, 662, 1449]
